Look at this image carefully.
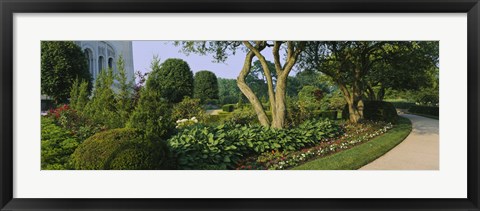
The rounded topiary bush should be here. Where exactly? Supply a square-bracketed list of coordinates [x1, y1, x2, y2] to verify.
[342, 101, 398, 123]
[72, 128, 167, 170]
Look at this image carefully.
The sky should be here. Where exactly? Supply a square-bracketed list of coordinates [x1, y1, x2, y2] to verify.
[132, 41, 277, 79]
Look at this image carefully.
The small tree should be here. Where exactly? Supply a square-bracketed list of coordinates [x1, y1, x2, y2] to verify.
[115, 55, 135, 125]
[69, 78, 90, 114]
[127, 58, 175, 141]
[146, 58, 194, 103]
[84, 68, 120, 129]
[41, 41, 92, 103]
[127, 87, 174, 141]
[193, 70, 219, 103]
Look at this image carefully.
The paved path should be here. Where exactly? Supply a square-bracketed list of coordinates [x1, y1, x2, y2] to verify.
[360, 114, 439, 170]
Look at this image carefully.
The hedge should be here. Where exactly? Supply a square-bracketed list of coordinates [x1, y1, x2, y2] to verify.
[222, 104, 235, 112]
[343, 101, 398, 123]
[408, 105, 439, 117]
[389, 101, 416, 109]
[72, 128, 167, 170]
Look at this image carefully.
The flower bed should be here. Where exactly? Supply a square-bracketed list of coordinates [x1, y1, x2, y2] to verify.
[236, 121, 393, 170]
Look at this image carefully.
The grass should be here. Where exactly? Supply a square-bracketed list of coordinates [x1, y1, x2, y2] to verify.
[292, 116, 412, 170]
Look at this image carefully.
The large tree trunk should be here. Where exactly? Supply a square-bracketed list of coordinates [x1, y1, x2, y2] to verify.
[236, 49, 270, 126]
[272, 75, 287, 128]
[338, 81, 364, 124]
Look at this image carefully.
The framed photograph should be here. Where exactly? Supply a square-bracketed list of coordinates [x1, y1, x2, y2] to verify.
[1, 0, 479, 210]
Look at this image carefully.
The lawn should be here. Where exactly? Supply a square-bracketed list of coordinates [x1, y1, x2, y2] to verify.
[292, 116, 412, 170]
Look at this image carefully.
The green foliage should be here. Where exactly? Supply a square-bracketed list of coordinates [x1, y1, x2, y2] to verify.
[167, 119, 342, 169]
[115, 56, 135, 125]
[218, 78, 241, 105]
[72, 128, 167, 170]
[387, 101, 416, 109]
[319, 89, 345, 111]
[315, 110, 338, 120]
[408, 105, 439, 117]
[84, 68, 121, 129]
[41, 41, 92, 103]
[41, 117, 79, 170]
[69, 78, 90, 114]
[193, 70, 219, 103]
[342, 101, 398, 123]
[146, 58, 194, 103]
[414, 87, 439, 106]
[222, 107, 258, 125]
[47, 104, 104, 141]
[222, 104, 235, 112]
[172, 96, 207, 122]
[127, 87, 174, 141]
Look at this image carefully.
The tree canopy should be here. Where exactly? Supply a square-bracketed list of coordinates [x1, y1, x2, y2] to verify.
[146, 58, 194, 103]
[41, 41, 92, 103]
[193, 70, 219, 103]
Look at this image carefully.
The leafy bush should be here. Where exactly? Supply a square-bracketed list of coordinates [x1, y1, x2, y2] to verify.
[47, 104, 104, 141]
[146, 58, 194, 103]
[342, 101, 398, 123]
[222, 107, 258, 125]
[41, 117, 79, 170]
[72, 128, 167, 170]
[314, 110, 338, 120]
[193, 70, 219, 103]
[167, 119, 342, 169]
[222, 104, 235, 112]
[172, 96, 207, 122]
[127, 88, 174, 141]
[408, 105, 439, 117]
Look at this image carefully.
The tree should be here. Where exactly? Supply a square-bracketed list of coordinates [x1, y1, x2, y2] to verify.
[301, 41, 438, 123]
[84, 68, 120, 128]
[193, 70, 219, 103]
[217, 78, 241, 104]
[146, 58, 194, 103]
[69, 78, 89, 114]
[175, 41, 306, 129]
[41, 41, 92, 103]
[115, 55, 135, 125]
[364, 41, 439, 101]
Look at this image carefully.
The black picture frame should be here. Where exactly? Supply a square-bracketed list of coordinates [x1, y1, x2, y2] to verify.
[1, 0, 479, 210]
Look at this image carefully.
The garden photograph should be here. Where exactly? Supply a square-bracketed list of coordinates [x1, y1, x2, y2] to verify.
[40, 40, 439, 170]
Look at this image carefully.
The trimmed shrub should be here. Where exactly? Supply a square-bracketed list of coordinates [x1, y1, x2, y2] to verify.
[72, 128, 167, 170]
[193, 70, 219, 103]
[408, 105, 439, 117]
[342, 101, 398, 123]
[146, 58, 194, 103]
[389, 101, 416, 109]
[222, 104, 235, 112]
[167, 119, 343, 170]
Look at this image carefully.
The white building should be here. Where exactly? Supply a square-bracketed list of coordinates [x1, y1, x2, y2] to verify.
[74, 41, 135, 82]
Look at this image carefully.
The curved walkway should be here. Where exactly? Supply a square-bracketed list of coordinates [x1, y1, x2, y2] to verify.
[360, 114, 439, 170]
